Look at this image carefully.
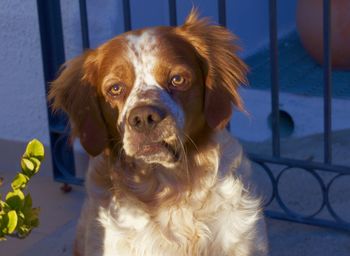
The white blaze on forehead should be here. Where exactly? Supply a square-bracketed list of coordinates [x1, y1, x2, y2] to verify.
[126, 30, 159, 85]
[118, 30, 184, 128]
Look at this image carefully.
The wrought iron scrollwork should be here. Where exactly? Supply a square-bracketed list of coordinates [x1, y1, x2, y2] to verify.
[250, 155, 350, 231]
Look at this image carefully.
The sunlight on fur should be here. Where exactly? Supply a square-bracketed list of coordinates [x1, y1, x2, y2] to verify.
[49, 9, 268, 256]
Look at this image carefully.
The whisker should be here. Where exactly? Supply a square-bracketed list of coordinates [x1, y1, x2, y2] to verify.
[176, 135, 190, 183]
[183, 132, 200, 154]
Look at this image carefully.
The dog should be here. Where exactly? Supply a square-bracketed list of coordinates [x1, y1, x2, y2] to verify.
[49, 9, 268, 256]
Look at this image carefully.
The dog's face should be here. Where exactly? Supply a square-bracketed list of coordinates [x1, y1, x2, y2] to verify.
[106, 30, 206, 167]
[49, 10, 247, 168]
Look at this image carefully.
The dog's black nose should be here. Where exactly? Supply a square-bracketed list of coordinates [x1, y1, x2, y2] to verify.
[128, 105, 166, 132]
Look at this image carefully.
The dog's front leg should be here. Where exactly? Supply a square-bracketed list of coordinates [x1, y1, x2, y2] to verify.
[81, 200, 110, 256]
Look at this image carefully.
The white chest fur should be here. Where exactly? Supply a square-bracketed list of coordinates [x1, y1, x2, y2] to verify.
[95, 176, 261, 256]
[79, 131, 267, 256]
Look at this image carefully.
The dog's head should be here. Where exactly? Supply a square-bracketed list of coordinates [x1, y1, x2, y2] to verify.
[49, 10, 247, 168]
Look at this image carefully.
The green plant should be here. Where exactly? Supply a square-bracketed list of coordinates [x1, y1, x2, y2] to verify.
[0, 139, 44, 240]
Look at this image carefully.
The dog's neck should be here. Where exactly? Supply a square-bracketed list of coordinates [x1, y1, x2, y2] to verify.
[106, 131, 218, 210]
[86, 129, 241, 213]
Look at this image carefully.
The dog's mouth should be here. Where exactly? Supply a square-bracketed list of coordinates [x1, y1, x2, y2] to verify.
[135, 137, 180, 162]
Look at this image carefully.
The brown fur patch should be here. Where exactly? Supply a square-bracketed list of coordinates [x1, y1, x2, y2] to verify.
[175, 9, 248, 130]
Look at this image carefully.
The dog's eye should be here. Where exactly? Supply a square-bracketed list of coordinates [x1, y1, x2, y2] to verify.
[108, 84, 123, 97]
[170, 75, 185, 87]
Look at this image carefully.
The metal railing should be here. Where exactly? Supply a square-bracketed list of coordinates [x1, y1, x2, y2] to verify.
[37, 0, 350, 231]
[37, 0, 79, 185]
[248, 0, 350, 231]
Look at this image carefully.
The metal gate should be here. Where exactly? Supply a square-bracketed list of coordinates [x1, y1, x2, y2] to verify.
[37, 0, 350, 231]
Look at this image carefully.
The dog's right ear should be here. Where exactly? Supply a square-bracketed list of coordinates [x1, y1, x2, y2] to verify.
[48, 50, 108, 156]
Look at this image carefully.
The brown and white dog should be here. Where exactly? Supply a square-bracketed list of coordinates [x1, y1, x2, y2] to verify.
[49, 10, 268, 256]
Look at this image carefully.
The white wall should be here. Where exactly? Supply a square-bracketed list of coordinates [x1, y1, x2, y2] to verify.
[0, 0, 297, 147]
[0, 1, 49, 144]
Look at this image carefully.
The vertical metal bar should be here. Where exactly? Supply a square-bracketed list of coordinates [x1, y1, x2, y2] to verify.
[168, 0, 177, 26]
[36, 0, 76, 182]
[269, 0, 280, 157]
[323, 0, 332, 164]
[37, 0, 65, 81]
[79, 0, 90, 49]
[218, 0, 226, 27]
[123, 0, 132, 32]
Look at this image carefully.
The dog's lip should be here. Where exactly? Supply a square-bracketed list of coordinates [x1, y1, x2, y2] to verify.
[161, 141, 180, 159]
[139, 143, 164, 155]
[136, 140, 179, 160]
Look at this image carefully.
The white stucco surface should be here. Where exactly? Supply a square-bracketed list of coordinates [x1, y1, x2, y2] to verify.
[0, 1, 49, 145]
[231, 89, 350, 142]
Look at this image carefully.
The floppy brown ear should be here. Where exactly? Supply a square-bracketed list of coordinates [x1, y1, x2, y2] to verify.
[176, 9, 248, 130]
[48, 51, 108, 156]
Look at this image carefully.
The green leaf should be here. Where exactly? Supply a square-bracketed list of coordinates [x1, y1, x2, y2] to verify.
[23, 194, 32, 210]
[30, 211, 40, 228]
[24, 139, 44, 161]
[21, 158, 35, 174]
[17, 225, 30, 236]
[0, 200, 9, 213]
[11, 173, 29, 190]
[28, 207, 40, 227]
[29, 157, 41, 174]
[31, 218, 39, 228]
[21, 157, 42, 177]
[17, 211, 25, 221]
[5, 210, 17, 234]
[5, 190, 25, 210]
[0, 139, 44, 239]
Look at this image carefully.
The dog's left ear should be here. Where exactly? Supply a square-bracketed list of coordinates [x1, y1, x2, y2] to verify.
[48, 50, 108, 156]
[176, 9, 248, 130]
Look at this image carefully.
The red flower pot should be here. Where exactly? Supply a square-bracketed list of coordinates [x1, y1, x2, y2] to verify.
[296, 0, 350, 70]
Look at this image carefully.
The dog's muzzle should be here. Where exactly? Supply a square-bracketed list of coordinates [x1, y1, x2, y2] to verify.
[124, 104, 180, 165]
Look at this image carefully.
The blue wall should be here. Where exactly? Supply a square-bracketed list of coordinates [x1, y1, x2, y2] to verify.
[62, 0, 296, 57]
[79, 0, 297, 58]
